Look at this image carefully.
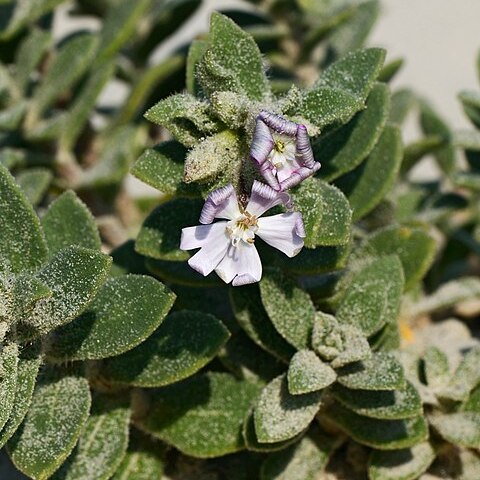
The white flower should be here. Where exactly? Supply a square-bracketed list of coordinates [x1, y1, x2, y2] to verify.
[180, 181, 305, 286]
[250, 111, 321, 191]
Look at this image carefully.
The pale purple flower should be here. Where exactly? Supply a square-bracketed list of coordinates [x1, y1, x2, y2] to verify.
[250, 111, 321, 191]
[180, 181, 305, 286]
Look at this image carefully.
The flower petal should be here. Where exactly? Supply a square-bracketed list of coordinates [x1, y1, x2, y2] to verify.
[279, 163, 321, 190]
[180, 222, 228, 250]
[199, 184, 240, 224]
[259, 111, 297, 136]
[215, 242, 262, 286]
[250, 118, 274, 166]
[296, 124, 317, 168]
[187, 223, 229, 276]
[257, 212, 305, 257]
[246, 180, 292, 217]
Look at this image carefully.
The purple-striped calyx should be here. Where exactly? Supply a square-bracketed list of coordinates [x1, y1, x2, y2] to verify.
[250, 111, 321, 191]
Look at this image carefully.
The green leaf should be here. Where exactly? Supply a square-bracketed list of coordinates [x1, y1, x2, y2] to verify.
[254, 374, 322, 443]
[287, 350, 336, 394]
[102, 310, 229, 387]
[430, 412, 480, 449]
[453, 171, 480, 191]
[112, 431, 165, 480]
[230, 284, 295, 362]
[47, 275, 175, 361]
[332, 381, 422, 420]
[52, 395, 130, 480]
[292, 178, 352, 248]
[184, 130, 242, 184]
[95, 0, 150, 64]
[198, 12, 269, 101]
[412, 277, 480, 317]
[369, 442, 435, 480]
[131, 141, 199, 197]
[14, 28, 51, 93]
[0, 343, 41, 449]
[186, 39, 207, 96]
[301, 87, 362, 129]
[136, 198, 203, 261]
[336, 124, 403, 220]
[439, 346, 480, 402]
[423, 346, 450, 390]
[389, 89, 416, 125]
[8, 369, 91, 480]
[325, 403, 428, 450]
[260, 426, 340, 480]
[0, 164, 48, 273]
[145, 94, 221, 147]
[453, 129, 480, 151]
[42, 191, 101, 256]
[458, 90, 480, 129]
[328, 0, 380, 59]
[378, 58, 404, 83]
[27, 246, 111, 335]
[317, 48, 385, 103]
[59, 62, 115, 151]
[259, 269, 315, 350]
[336, 255, 404, 337]
[0, 102, 27, 131]
[419, 100, 455, 174]
[354, 225, 436, 291]
[337, 352, 405, 391]
[15, 168, 52, 206]
[0, 344, 18, 432]
[30, 33, 99, 119]
[315, 82, 390, 181]
[138, 372, 259, 458]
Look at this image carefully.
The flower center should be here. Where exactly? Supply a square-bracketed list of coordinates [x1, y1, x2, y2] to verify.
[268, 133, 296, 170]
[226, 211, 258, 247]
[274, 139, 286, 153]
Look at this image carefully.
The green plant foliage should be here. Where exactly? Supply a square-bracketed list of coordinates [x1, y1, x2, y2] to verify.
[254, 374, 322, 443]
[259, 269, 315, 350]
[0, 344, 18, 433]
[369, 442, 436, 480]
[41, 191, 101, 256]
[430, 413, 480, 449]
[8, 369, 91, 480]
[15, 169, 52, 206]
[336, 255, 404, 336]
[102, 310, 230, 387]
[138, 372, 259, 458]
[337, 352, 405, 391]
[46, 275, 175, 361]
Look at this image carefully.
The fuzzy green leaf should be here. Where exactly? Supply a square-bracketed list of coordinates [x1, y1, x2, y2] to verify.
[292, 178, 352, 248]
[423, 346, 450, 390]
[145, 94, 221, 147]
[332, 381, 422, 420]
[287, 350, 336, 395]
[260, 426, 340, 480]
[337, 352, 405, 391]
[230, 284, 295, 362]
[131, 141, 199, 197]
[389, 89, 416, 126]
[317, 48, 385, 103]
[30, 33, 98, 119]
[336, 124, 403, 220]
[26, 246, 111, 335]
[254, 374, 322, 443]
[430, 412, 480, 449]
[42, 191, 101, 256]
[378, 58, 404, 83]
[337, 255, 404, 337]
[15, 168, 52, 206]
[369, 442, 435, 480]
[326, 403, 428, 450]
[260, 269, 315, 350]
[0, 344, 18, 432]
[0, 343, 41, 449]
[138, 372, 259, 458]
[0, 102, 27, 131]
[0, 164, 48, 273]
[52, 395, 130, 480]
[458, 90, 480, 129]
[102, 310, 229, 387]
[186, 39, 207, 96]
[8, 369, 91, 480]
[136, 198, 203, 261]
[354, 225, 436, 291]
[47, 275, 175, 361]
[198, 12, 269, 101]
[302, 87, 362, 129]
[315, 82, 390, 181]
